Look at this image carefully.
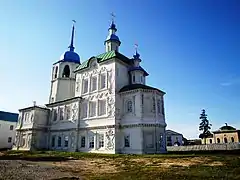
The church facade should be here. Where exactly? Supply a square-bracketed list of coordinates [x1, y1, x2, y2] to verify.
[13, 19, 167, 154]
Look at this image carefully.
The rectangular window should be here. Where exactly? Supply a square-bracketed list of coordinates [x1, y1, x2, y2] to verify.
[152, 97, 156, 113]
[99, 134, 104, 148]
[25, 112, 29, 122]
[59, 107, 64, 120]
[100, 74, 106, 89]
[81, 136, 85, 148]
[8, 137, 12, 143]
[64, 136, 69, 147]
[10, 125, 14, 130]
[98, 99, 106, 116]
[58, 136, 62, 147]
[89, 136, 94, 148]
[82, 103, 88, 118]
[52, 109, 57, 121]
[124, 135, 130, 147]
[89, 101, 96, 117]
[65, 106, 71, 120]
[146, 134, 154, 148]
[161, 99, 165, 115]
[83, 79, 88, 93]
[167, 136, 171, 141]
[51, 136, 56, 147]
[157, 100, 161, 114]
[132, 75, 135, 83]
[91, 76, 97, 91]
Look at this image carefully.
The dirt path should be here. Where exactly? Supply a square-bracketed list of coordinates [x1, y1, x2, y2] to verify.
[0, 160, 81, 180]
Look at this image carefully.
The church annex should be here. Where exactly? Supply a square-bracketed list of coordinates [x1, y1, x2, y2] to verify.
[13, 18, 167, 154]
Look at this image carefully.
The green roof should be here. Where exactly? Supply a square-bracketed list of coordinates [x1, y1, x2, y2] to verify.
[75, 50, 131, 72]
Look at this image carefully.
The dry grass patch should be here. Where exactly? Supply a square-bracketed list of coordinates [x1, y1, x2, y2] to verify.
[129, 156, 224, 168]
[46, 158, 119, 176]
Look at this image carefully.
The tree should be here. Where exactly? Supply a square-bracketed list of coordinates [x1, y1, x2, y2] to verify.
[199, 109, 212, 144]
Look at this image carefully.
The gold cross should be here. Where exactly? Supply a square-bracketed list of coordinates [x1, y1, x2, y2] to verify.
[111, 12, 116, 22]
[135, 43, 138, 51]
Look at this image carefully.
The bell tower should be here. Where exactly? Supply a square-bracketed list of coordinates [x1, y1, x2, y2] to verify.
[49, 20, 81, 103]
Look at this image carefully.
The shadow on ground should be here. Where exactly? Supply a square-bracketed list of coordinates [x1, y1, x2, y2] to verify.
[0, 155, 72, 162]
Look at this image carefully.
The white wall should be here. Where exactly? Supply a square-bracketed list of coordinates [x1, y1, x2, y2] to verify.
[0, 120, 17, 149]
[14, 107, 49, 150]
[115, 60, 129, 91]
[120, 127, 143, 154]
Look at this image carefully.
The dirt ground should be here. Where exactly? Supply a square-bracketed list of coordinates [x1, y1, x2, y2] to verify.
[0, 156, 227, 180]
[0, 160, 81, 180]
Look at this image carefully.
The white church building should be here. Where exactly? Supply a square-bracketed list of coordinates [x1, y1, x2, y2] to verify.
[13, 19, 167, 154]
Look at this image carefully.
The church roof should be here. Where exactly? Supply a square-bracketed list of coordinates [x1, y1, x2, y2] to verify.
[119, 84, 166, 94]
[75, 50, 130, 72]
[0, 111, 18, 122]
[219, 125, 236, 131]
[166, 130, 183, 136]
[128, 66, 149, 76]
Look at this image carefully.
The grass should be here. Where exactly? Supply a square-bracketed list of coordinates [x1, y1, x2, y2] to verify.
[1, 150, 240, 180]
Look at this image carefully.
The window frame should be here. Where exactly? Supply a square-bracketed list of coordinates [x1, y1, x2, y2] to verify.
[126, 100, 133, 113]
[8, 137, 12, 143]
[81, 136, 86, 148]
[99, 73, 106, 90]
[124, 135, 130, 147]
[52, 109, 57, 121]
[90, 76, 98, 92]
[82, 79, 89, 94]
[98, 134, 104, 148]
[89, 101, 97, 117]
[65, 106, 71, 120]
[98, 99, 106, 116]
[89, 136, 94, 148]
[64, 136, 69, 148]
[10, 125, 14, 130]
[51, 136, 56, 147]
[59, 107, 64, 120]
[82, 103, 88, 118]
[57, 136, 62, 147]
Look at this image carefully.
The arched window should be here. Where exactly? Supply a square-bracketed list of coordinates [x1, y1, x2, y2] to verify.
[231, 137, 234, 142]
[132, 75, 135, 83]
[217, 138, 220, 143]
[209, 139, 212, 144]
[224, 137, 228, 143]
[127, 101, 133, 113]
[62, 65, 70, 78]
[54, 66, 58, 79]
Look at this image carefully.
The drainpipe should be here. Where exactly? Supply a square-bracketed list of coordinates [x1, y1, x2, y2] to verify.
[47, 109, 51, 150]
[154, 91, 158, 153]
[76, 98, 81, 152]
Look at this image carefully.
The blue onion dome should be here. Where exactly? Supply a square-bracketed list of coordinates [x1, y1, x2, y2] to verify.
[60, 51, 80, 63]
[105, 21, 121, 45]
[133, 51, 141, 60]
[109, 22, 117, 31]
[106, 34, 120, 42]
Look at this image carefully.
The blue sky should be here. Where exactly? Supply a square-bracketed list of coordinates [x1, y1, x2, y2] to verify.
[0, 0, 239, 139]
